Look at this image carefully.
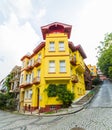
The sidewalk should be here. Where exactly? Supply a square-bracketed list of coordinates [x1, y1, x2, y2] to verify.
[21, 105, 83, 117]
[19, 87, 99, 117]
[20, 94, 91, 116]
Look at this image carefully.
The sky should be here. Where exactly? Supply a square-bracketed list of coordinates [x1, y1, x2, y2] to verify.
[0, 0, 112, 81]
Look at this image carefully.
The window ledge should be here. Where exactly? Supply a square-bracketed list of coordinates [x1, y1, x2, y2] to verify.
[48, 72, 56, 74]
[59, 72, 67, 73]
[49, 50, 55, 52]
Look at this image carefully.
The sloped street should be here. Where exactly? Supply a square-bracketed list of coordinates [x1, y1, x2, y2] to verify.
[0, 80, 112, 130]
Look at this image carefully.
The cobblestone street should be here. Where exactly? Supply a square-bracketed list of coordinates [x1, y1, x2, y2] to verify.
[0, 80, 112, 130]
[1, 107, 112, 130]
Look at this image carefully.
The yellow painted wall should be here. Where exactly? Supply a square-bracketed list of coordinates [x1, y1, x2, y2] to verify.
[20, 32, 86, 110]
[87, 64, 97, 77]
[69, 49, 86, 100]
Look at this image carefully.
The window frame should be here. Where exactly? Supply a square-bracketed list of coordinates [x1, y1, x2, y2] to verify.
[49, 60, 55, 73]
[49, 41, 55, 51]
[59, 41, 65, 51]
[59, 60, 66, 73]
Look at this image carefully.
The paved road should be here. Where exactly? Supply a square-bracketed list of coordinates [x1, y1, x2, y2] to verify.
[89, 80, 112, 108]
[0, 80, 112, 130]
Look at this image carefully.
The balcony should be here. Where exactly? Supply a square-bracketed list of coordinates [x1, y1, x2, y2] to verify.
[19, 81, 32, 88]
[25, 65, 33, 71]
[9, 88, 20, 93]
[33, 58, 41, 67]
[33, 77, 40, 84]
[70, 56, 76, 66]
[76, 63, 85, 73]
[71, 74, 78, 83]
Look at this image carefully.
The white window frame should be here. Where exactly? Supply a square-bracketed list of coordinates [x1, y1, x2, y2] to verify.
[37, 69, 41, 78]
[20, 74, 23, 84]
[60, 60, 66, 72]
[59, 41, 65, 51]
[25, 89, 32, 99]
[49, 61, 55, 73]
[25, 90, 28, 99]
[22, 61, 25, 68]
[29, 89, 32, 99]
[49, 42, 55, 51]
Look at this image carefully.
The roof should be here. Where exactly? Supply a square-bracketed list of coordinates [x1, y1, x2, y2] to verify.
[69, 42, 87, 59]
[41, 22, 72, 40]
[75, 45, 87, 59]
[21, 42, 45, 61]
[33, 42, 45, 54]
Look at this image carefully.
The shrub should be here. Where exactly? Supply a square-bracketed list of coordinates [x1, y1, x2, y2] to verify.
[45, 84, 74, 108]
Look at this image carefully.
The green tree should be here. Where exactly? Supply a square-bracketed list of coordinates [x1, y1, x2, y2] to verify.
[0, 93, 7, 109]
[0, 74, 17, 111]
[97, 33, 112, 79]
[92, 76, 102, 85]
[0, 93, 16, 111]
[56, 84, 74, 107]
[2, 74, 12, 93]
[45, 84, 57, 97]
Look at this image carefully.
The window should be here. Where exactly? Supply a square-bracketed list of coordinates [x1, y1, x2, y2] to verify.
[25, 89, 32, 99]
[60, 60, 66, 72]
[20, 74, 23, 84]
[49, 61, 55, 72]
[38, 54, 41, 59]
[26, 74, 32, 83]
[37, 69, 41, 79]
[49, 42, 55, 51]
[25, 90, 28, 99]
[29, 89, 32, 99]
[31, 72, 34, 82]
[22, 61, 25, 68]
[28, 60, 32, 66]
[59, 41, 65, 51]
[29, 74, 32, 82]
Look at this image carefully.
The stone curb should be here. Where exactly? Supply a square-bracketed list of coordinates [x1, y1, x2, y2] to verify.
[36, 106, 84, 117]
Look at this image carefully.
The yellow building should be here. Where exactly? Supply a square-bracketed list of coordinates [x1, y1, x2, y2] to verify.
[19, 22, 87, 112]
[87, 64, 97, 79]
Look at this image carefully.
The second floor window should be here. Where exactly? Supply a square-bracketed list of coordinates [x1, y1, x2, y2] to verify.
[22, 61, 25, 68]
[38, 54, 41, 59]
[60, 60, 66, 72]
[49, 61, 55, 72]
[37, 69, 41, 78]
[49, 42, 55, 51]
[59, 41, 65, 51]
[20, 74, 23, 84]
[26, 73, 32, 83]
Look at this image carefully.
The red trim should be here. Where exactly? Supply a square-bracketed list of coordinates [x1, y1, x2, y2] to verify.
[21, 55, 30, 61]
[75, 45, 87, 59]
[41, 22, 72, 40]
[46, 35, 68, 39]
[69, 41, 75, 51]
[39, 105, 62, 113]
[69, 42, 87, 59]
[19, 83, 32, 88]
[21, 42, 45, 61]
[33, 42, 45, 54]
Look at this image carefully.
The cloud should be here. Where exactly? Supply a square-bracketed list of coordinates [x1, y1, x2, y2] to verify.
[0, 57, 4, 62]
[9, 0, 33, 19]
[37, 8, 46, 19]
[0, 13, 39, 80]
